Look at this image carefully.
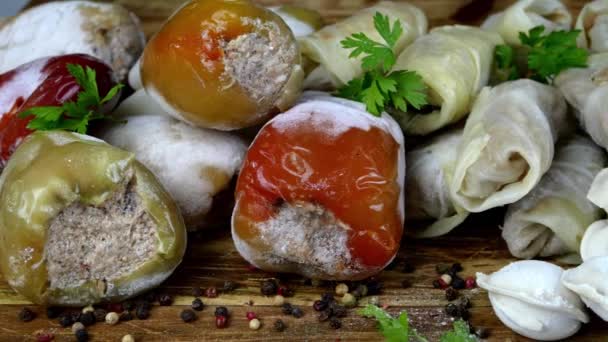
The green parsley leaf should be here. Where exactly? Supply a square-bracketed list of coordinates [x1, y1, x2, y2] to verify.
[494, 45, 520, 81]
[440, 320, 477, 342]
[520, 26, 588, 83]
[359, 304, 429, 342]
[18, 64, 123, 133]
[338, 12, 428, 116]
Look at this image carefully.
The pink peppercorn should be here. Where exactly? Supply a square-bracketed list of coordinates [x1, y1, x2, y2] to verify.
[215, 315, 228, 328]
[205, 287, 218, 298]
[437, 278, 449, 289]
[36, 332, 54, 342]
[246, 312, 256, 321]
[465, 277, 476, 289]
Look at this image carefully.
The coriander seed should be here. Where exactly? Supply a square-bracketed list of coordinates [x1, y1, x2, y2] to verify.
[335, 283, 348, 296]
[249, 318, 261, 330]
[341, 293, 357, 307]
[105, 312, 119, 325]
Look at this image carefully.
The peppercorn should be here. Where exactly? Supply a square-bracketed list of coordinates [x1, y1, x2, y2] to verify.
[136, 300, 151, 312]
[159, 294, 173, 306]
[71, 322, 85, 333]
[215, 315, 227, 328]
[46, 306, 62, 319]
[70, 311, 82, 323]
[451, 263, 463, 274]
[214, 306, 229, 317]
[143, 291, 157, 303]
[330, 303, 347, 318]
[135, 306, 150, 320]
[452, 275, 466, 290]
[273, 319, 286, 332]
[329, 317, 342, 329]
[82, 305, 94, 314]
[192, 298, 204, 311]
[18, 307, 36, 322]
[120, 312, 133, 322]
[401, 279, 411, 289]
[318, 310, 331, 322]
[260, 279, 278, 296]
[281, 303, 293, 315]
[458, 296, 471, 309]
[35, 332, 54, 342]
[335, 283, 349, 296]
[465, 277, 476, 289]
[475, 327, 490, 338]
[402, 263, 415, 273]
[445, 303, 459, 317]
[122, 335, 135, 342]
[249, 318, 261, 330]
[352, 284, 368, 299]
[321, 293, 334, 302]
[122, 301, 135, 312]
[278, 286, 294, 297]
[341, 293, 357, 307]
[440, 274, 453, 286]
[80, 312, 96, 326]
[366, 279, 383, 295]
[246, 311, 256, 320]
[93, 308, 107, 322]
[75, 329, 88, 342]
[192, 287, 204, 297]
[445, 287, 458, 301]
[58, 314, 73, 327]
[205, 287, 218, 298]
[432, 279, 442, 289]
[223, 281, 237, 292]
[437, 278, 449, 289]
[180, 309, 197, 323]
[105, 312, 119, 325]
[273, 295, 285, 306]
[436, 263, 450, 275]
[291, 306, 304, 318]
[313, 300, 327, 312]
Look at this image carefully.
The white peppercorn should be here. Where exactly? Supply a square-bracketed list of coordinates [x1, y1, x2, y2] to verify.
[249, 318, 261, 330]
[122, 334, 135, 342]
[105, 312, 119, 325]
[71, 322, 85, 333]
[335, 283, 349, 296]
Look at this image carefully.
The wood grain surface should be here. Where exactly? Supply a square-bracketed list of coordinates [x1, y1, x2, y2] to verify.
[9, 0, 601, 341]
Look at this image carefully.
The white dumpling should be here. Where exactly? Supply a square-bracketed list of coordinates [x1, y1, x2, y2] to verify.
[100, 90, 247, 230]
[477, 260, 589, 341]
[580, 220, 608, 261]
[562, 256, 608, 321]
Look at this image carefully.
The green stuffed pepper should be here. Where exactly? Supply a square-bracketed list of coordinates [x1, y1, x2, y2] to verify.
[0, 131, 187, 306]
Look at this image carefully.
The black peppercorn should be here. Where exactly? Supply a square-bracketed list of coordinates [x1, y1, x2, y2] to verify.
[445, 303, 459, 317]
[70, 311, 82, 324]
[46, 306, 62, 319]
[214, 306, 229, 317]
[432, 279, 442, 289]
[452, 275, 466, 290]
[402, 263, 415, 273]
[159, 294, 173, 306]
[321, 292, 334, 303]
[329, 317, 342, 329]
[180, 309, 197, 323]
[313, 300, 327, 312]
[135, 306, 150, 320]
[75, 329, 88, 342]
[366, 279, 383, 295]
[122, 301, 135, 312]
[192, 298, 204, 311]
[352, 284, 368, 299]
[318, 310, 331, 322]
[273, 319, 286, 332]
[401, 279, 411, 289]
[450, 263, 463, 274]
[136, 300, 151, 311]
[330, 303, 347, 318]
[18, 308, 36, 322]
[58, 314, 73, 327]
[281, 303, 293, 315]
[475, 327, 490, 338]
[192, 287, 204, 297]
[458, 296, 471, 309]
[223, 281, 237, 292]
[260, 279, 278, 296]
[80, 312, 95, 326]
[445, 288, 458, 301]
[143, 291, 157, 303]
[93, 308, 107, 322]
[291, 306, 304, 318]
[120, 312, 134, 322]
[435, 264, 450, 275]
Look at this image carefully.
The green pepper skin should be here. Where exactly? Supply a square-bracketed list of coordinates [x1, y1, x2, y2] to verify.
[0, 130, 186, 306]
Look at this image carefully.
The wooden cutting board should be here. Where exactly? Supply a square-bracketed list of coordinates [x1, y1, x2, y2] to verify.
[2, 0, 599, 341]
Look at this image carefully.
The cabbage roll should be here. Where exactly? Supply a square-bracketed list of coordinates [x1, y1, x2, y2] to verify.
[406, 128, 469, 238]
[482, 0, 572, 45]
[269, 5, 324, 38]
[450, 79, 570, 212]
[555, 53, 608, 149]
[576, 0, 608, 52]
[300, 1, 427, 90]
[588, 168, 608, 211]
[502, 135, 606, 261]
[391, 25, 503, 135]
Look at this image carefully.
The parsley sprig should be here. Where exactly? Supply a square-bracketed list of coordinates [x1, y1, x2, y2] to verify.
[359, 304, 477, 342]
[338, 12, 428, 116]
[19, 64, 124, 134]
[495, 25, 588, 84]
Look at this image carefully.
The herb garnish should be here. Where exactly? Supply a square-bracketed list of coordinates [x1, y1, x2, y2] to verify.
[338, 12, 428, 116]
[19, 64, 124, 134]
[495, 25, 588, 84]
[359, 304, 477, 342]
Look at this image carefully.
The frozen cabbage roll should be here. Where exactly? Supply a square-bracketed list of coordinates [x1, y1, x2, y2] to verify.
[406, 128, 469, 238]
[300, 1, 427, 90]
[588, 168, 608, 212]
[555, 53, 608, 149]
[482, 0, 572, 45]
[392, 25, 503, 135]
[269, 5, 324, 38]
[450, 79, 570, 213]
[502, 135, 606, 261]
[576, 0, 608, 52]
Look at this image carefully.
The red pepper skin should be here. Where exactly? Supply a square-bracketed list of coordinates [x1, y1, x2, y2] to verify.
[0, 54, 118, 168]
